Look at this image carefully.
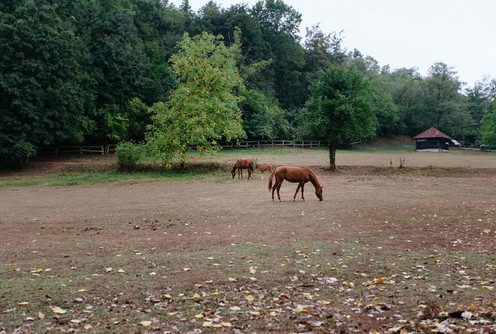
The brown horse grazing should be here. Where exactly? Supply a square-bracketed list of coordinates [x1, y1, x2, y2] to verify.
[231, 159, 254, 179]
[268, 166, 323, 202]
[255, 163, 273, 180]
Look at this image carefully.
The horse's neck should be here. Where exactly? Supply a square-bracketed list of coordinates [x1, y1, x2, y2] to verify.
[308, 171, 321, 189]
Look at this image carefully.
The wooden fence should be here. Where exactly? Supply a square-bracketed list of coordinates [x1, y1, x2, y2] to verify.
[40, 144, 117, 156]
[40, 140, 325, 156]
[219, 140, 324, 149]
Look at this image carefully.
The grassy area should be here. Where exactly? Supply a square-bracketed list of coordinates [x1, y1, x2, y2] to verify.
[0, 170, 223, 188]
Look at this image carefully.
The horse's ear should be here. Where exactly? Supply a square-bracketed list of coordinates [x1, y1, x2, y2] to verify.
[321, 186, 324, 189]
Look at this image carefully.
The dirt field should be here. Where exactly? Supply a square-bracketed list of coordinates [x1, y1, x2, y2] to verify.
[1, 149, 495, 333]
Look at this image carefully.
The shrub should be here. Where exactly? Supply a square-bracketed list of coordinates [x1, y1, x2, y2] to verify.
[116, 142, 142, 170]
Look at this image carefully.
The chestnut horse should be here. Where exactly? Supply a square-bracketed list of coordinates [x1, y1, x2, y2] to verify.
[231, 159, 254, 179]
[255, 163, 273, 180]
[268, 166, 323, 201]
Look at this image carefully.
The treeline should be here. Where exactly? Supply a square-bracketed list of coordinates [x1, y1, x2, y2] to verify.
[1, 0, 495, 164]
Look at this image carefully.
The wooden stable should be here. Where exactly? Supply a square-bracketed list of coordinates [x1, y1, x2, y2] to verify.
[413, 127, 453, 152]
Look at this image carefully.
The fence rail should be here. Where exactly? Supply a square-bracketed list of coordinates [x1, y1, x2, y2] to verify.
[39, 141, 325, 156]
[219, 140, 324, 149]
[40, 145, 117, 156]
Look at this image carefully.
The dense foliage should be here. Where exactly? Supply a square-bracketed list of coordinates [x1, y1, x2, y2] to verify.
[1, 0, 495, 165]
[146, 31, 245, 167]
[298, 65, 374, 170]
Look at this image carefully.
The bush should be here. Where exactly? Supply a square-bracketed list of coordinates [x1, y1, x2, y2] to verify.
[116, 142, 142, 170]
[14, 140, 37, 167]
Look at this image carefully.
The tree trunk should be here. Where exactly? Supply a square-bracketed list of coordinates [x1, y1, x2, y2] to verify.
[328, 143, 337, 171]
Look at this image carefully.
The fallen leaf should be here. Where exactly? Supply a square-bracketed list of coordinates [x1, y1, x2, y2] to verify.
[139, 321, 152, 327]
[373, 277, 384, 284]
[50, 306, 67, 314]
[308, 321, 323, 327]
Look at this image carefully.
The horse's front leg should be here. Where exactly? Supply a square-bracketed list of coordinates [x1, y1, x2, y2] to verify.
[293, 184, 301, 202]
[261, 172, 264, 181]
[301, 183, 305, 201]
[239, 169, 242, 179]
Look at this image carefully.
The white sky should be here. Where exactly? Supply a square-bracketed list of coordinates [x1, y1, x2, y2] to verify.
[171, 0, 496, 88]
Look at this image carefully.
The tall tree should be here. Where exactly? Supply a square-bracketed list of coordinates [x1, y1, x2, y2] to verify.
[349, 54, 400, 135]
[0, 0, 93, 164]
[425, 62, 463, 128]
[250, 0, 305, 110]
[241, 89, 289, 139]
[297, 65, 375, 170]
[146, 31, 245, 167]
[480, 102, 496, 147]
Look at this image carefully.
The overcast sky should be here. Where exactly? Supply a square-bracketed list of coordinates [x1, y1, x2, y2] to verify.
[170, 0, 496, 88]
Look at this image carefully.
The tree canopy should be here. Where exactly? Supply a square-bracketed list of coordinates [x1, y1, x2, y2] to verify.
[0, 0, 494, 166]
[146, 31, 245, 167]
[298, 64, 375, 170]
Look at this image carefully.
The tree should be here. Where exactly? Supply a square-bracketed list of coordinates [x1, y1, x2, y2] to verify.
[297, 65, 375, 170]
[250, 0, 306, 110]
[0, 1, 93, 165]
[349, 54, 400, 135]
[389, 68, 427, 135]
[241, 89, 289, 139]
[480, 102, 496, 147]
[146, 31, 245, 167]
[425, 62, 463, 128]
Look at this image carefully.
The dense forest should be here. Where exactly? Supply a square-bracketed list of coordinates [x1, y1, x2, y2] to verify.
[1, 0, 496, 165]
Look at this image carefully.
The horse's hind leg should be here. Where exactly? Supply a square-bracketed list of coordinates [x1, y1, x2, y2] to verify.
[301, 183, 305, 201]
[276, 180, 283, 201]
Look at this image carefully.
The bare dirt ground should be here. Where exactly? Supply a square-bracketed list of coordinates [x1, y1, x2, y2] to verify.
[1, 149, 496, 333]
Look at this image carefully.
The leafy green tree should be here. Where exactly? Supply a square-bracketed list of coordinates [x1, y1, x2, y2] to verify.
[146, 31, 245, 167]
[250, 0, 306, 110]
[349, 54, 400, 135]
[297, 65, 375, 170]
[0, 0, 93, 164]
[425, 62, 463, 128]
[480, 102, 496, 147]
[241, 89, 289, 139]
[466, 77, 496, 128]
[389, 68, 427, 135]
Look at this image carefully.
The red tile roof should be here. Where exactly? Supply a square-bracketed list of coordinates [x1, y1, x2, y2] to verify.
[413, 127, 452, 140]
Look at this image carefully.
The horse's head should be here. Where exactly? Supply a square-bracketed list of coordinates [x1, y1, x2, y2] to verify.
[231, 168, 236, 179]
[315, 186, 323, 201]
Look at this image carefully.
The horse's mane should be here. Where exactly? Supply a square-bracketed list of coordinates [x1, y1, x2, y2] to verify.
[307, 168, 321, 188]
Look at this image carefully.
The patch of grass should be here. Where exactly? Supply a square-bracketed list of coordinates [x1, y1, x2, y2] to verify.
[0, 170, 224, 188]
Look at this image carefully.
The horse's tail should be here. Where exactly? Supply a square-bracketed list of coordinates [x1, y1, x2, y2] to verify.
[268, 167, 276, 191]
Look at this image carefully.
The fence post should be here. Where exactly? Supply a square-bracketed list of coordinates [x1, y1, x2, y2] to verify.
[101, 145, 104, 155]
[80, 147, 83, 155]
